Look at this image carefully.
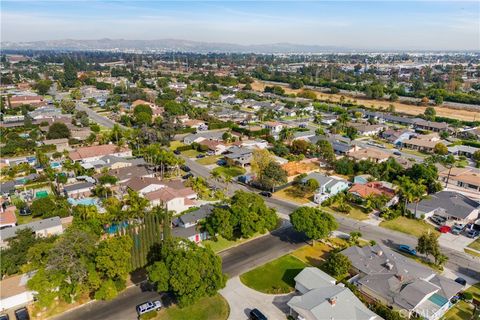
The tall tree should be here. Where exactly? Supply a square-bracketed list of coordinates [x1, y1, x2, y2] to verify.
[290, 207, 338, 243]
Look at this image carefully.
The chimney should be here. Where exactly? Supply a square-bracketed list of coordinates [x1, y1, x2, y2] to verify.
[396, 274, 404, 281]
[328, 297, 337, 306]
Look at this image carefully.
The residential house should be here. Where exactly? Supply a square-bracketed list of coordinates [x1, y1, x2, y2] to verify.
[168, 82, 188, 91]
[439, 168, 480, 198]
[263, 121, 284, 134]
[447, 145, 479, 159]
[27, 106, 63, 121]
[0, 205, 17, 229]
[172, 204, 214, 243]
[81, 155, 146, 172]
[131, 99, 164, 118]
[104, 165, 154, 184]
[407, 191, 479, 222]
[183, 130, 226, 145]
[287, 267, 379, 320]
[349, 181, 397, 206]
[42, 138, 70, 152]
[224, 146, 253, 167]
[301, 173, 349, 204]
[321, 115, 337, 126]
[414, 120, 451, 133]
[342, 244, 463, 320]
[198, 140, 228, 155]
[348, 148, 391, 163]
[0, 272, 36, 312]
[0, 217, 63, 248]
[145, 186, 197, 214]
[69, 144, 132, 163]
[402, 133, 447, 153]
[9, 95, 44, 108]
[348, 123, 387, 136]
[382, 129, 416, 146]
[64, 181, 95, 198]
[123, 177, 169, 194]
[184, 119, 207, 131]
[292, 130, 316, 142]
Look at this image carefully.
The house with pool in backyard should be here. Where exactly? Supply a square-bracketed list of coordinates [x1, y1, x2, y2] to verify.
[341, 244, 464, 320]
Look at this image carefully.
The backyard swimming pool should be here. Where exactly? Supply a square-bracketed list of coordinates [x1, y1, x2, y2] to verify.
[68, 197, 98, 206]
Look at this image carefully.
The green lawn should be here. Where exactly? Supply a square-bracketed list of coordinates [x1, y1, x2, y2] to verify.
[181, 149, 202, 158]
[380, 216, 439, 238]
[291, 239, 347, 267]
[273, 186, 312, 205]
[196, 156, 220, 166]
[203, 233, 263, 253]
[467, 238, 480, 251]
[169, 140, 185, 151]
[465, 248, 480, 258]
[240, 254, 307, 294]
[322, 205, 369, 221]
[212, 166, 246, 178]
[156, 294, 229, 320]
[442, 283, 480, 320]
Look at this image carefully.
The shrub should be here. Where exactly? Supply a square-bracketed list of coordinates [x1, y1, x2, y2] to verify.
[139, 310, 158, 320]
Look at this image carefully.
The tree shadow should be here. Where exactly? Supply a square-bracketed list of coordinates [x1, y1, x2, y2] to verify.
[282, 268, 304, 287]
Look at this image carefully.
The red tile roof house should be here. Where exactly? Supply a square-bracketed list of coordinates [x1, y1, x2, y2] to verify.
[0, 205, 17, 229]
[348, 181, 399, 207]
[8, 95, 45, 108]
[69, 144, 132, 163]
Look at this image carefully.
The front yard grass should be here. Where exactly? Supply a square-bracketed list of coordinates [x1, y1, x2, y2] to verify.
[380, 216, 439, 238]
[169, 140, 185, 151]
[442, 283, 480, 320]
[240, 254, 307, 294]
[322, 205, 369, 221]
[181, 149, 201, 158]
[203, 233, 263, 253]
[212, 166, 246, 178]
[464, 248, 480, 258]
[196, 156, 220, 166]
[467, 238, 480, 251]
[156, 294, 229, 320]
[273, 186, 312, 205]
[291, 239, 347, 267]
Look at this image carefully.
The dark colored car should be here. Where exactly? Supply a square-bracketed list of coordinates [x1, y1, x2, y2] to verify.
[182, 173, 194, 180]
[180, 165, 191, 172]
[216, 159, 227, 166]
[430, 215, 445, 226]
[173, 149, 181, 155]
[19, 207, 32, 216]
[0, 314, 9, 320]
[14, 308, 29, 320]
[259, 191, 272, 197]
[398, 245, 416, 256]
[196, 154, 205, 159]
[249, 309, 267, 320]
[466, 229, 479, 239]
[455, 277, 467, 286]
[393, 151, 402, 156]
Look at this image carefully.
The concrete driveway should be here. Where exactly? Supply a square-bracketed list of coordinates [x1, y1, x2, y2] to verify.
[220, 277, 294, 320]
[439, 232, 477, 253]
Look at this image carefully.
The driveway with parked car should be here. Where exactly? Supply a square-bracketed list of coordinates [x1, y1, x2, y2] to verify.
[220, 277, 291, 320]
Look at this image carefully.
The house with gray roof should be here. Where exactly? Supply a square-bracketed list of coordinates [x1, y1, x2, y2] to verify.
[0, 217, 63, 248]
[287, 267, 379, 320]
[224, 146, 253, 167]
[342, 244, 463, 320]
[64, 181, 95, 198]
[301, 173, 349, 204]
[172, 204, 214, 243]
[183, 130, 226, 144]
[447, 145, 479, 159]
[407, 191, 479, 222]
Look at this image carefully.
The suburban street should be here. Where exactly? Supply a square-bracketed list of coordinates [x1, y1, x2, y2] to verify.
[75, 102, 127, 130]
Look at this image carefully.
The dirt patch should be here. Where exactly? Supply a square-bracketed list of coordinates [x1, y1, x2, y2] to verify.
[252, 80, 480, 122]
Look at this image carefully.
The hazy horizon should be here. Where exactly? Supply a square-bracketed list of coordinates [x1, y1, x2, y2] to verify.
[1, 1, 479, 51]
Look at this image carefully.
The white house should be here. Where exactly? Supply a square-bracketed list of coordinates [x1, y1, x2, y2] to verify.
[0, 273, 36, 312]
[301, 173, 349, 204]
[263, 121, 284, 134]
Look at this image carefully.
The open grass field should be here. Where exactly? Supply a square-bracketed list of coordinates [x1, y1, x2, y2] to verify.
[251, 80, 480, 122]
[155, 295, 229, 320]
[322, 205, 369, 221]
[240, 254, 307, 294]
[203, 233, 264, 253]
[196, 156, 220, 166]
[273, 186, 312, 205]
[380, 216, 439, 238]
[212, 166, 246, 178]
[181, 149, 202, 158]
[291, 239, 347, 267]
[442, 283, 480, 320]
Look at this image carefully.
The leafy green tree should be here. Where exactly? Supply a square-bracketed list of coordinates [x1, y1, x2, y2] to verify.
[317, 140, 336, 167]
[33, 79, 52, 95]
[47, 122, 71, 139]
[147, 240, 226, 307]
[63, 60, 78, 88]
[95, 236, 133, 279]
[322, 253, 351, 277]
[290, 207, 338, 243]
[417, 232, 441, 264]
[345, 126, 358, 140]
[94, 279, 118, 301]
[406, 163, 442, 193]
[424, 106, 436, 121]
[433, 143, 448, 155]
[258, 161, 287, 192]
[205, 207, 233, 240]
[1, 229, 37, 276]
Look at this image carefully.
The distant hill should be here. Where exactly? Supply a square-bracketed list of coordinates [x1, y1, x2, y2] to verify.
[1, 38, 349, 53]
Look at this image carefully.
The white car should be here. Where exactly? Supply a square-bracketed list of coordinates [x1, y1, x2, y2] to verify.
[136, 300, 162, 316]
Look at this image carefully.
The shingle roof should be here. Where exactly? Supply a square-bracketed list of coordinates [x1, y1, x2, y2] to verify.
[407, 191, 479, 219]
[0, 217, 61, 241]
[179, 204, 214, 225]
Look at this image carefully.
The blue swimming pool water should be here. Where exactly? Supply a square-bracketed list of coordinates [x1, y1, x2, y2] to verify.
[50, 162, 61, 168]
[68, 198, 97, 206]
[429, 293, 448, 307]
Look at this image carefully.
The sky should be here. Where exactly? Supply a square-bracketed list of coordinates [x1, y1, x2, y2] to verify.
[1, 1, 479, 50]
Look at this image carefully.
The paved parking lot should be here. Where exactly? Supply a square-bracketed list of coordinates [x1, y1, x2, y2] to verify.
[220, 277, 294, 320]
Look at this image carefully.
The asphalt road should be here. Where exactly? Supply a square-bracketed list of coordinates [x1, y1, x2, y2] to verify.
[75, 102, 127, 130]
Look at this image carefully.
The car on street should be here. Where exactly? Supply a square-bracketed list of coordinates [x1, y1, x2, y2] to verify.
[393, 151, 402, 156]
[173, 149, 181, 155]
[136, 300, 162, 316]
[259, 191, 272, 197]
[0, 314, 9, 320]
[398, 244, 416, 256]
[249, 308, 267, 320]
[180, 165, 191, 172]
[196, 154, 206, 158]
[451, 224, 465, 235]
[182, 173, 194, 179]
[454, 277, 467, 286]
[14, 308, 29, 320]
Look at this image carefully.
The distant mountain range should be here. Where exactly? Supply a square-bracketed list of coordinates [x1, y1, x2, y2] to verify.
[1, 38, 349, 53]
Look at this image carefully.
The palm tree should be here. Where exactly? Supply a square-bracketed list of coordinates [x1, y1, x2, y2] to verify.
[396, 176, 416, 215]
[279, 128, 294, 143]
[411, 181, 428, 217]
[124, 189, 149, 220]
[224, 175, 233, 195]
